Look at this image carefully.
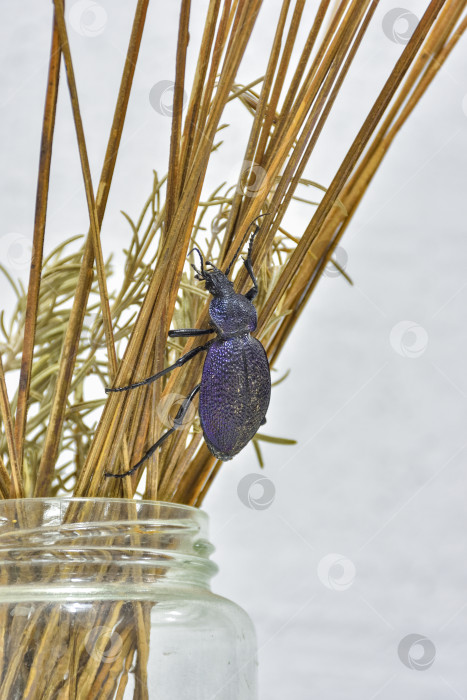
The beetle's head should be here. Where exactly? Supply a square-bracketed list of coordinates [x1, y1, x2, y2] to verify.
[190, 249, 234, 297]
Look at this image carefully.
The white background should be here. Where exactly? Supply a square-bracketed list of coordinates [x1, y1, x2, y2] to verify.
[1, 1, 467, 698]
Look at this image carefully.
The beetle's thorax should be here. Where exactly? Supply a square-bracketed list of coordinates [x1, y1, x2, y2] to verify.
[209, 292, 257, 337]
[203, 267, 234, 297]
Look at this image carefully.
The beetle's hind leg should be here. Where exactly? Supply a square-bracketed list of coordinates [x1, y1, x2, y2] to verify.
[105, 341, 211, 393]
[105, 384, 201, 479]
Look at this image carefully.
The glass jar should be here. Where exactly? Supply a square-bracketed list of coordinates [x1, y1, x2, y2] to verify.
[0, 498, 257, 699]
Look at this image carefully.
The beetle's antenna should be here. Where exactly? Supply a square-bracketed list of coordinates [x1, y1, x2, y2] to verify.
[188, 247, 205, 278]
[224, 213, 270, 277]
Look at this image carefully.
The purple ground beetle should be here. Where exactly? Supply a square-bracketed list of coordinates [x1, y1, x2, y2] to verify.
[104, 216, 271, 478]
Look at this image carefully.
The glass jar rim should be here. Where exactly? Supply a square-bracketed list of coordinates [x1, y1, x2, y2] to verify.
[0, 497, 217, 597]
[0, 496, 207, 516]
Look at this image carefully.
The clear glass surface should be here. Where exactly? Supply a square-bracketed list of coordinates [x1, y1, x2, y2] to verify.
[0, 498, 257, 699]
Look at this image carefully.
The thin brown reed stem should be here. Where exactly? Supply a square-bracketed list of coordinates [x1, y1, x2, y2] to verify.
[268, 0, 467, 365]
[52, 0, 117, 377]
[258, 0, 448, 335]
[0, 605, 44, 696]
[78, 0, 263, 495]
[178, 0, 224, 196]
[166, 0, 191, 229]
[26, 5, 152, 689]
[14, 14, 61, 476]
[0, 355, 23, 497]
[75, 603, 124, 700]
[0, 451, 12, 498]
[153, 0, 375, 502]
[254, 0, 307, 166]
[35, 0, 150, 495]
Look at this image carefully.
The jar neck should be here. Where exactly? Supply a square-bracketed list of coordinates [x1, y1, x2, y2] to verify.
[0, 498, 218, 596]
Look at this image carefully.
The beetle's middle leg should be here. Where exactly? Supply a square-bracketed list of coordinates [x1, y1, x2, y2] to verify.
[105, 384, 201, 479]
[105, 341, 211, 393]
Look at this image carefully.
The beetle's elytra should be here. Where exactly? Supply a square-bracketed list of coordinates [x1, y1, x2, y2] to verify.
[104, 216, 271, 478]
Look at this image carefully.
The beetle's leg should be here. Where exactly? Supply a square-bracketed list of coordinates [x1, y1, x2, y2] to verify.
[105, 342, 211, 393]
[243, 260, 258, 301]
[169, 328, 214, 338]
[243, 226, 260, 301]
[105, 384, 201, 479]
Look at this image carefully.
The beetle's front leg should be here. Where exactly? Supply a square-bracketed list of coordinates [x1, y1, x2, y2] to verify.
[242, 253, 257, 301]
[243, 258, 258, 301]
[169, 328, 214, 338]
[243, 225, 260, 301]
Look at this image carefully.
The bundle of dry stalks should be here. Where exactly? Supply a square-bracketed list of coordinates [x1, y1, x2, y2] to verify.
[0, 0, 465, 697]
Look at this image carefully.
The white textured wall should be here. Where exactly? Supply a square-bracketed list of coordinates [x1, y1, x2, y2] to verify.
[1, 1, 467, 698]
